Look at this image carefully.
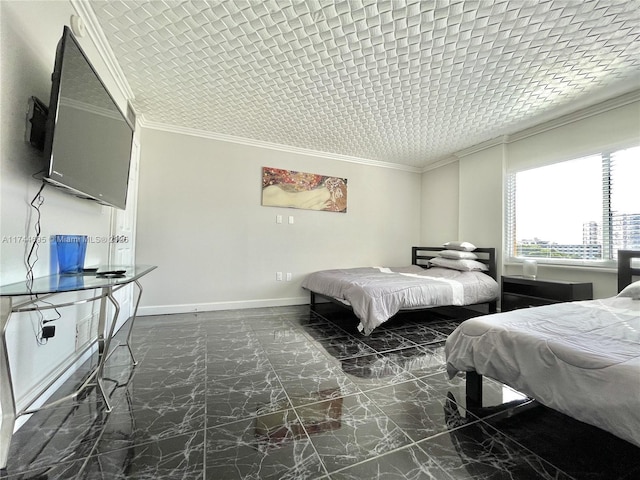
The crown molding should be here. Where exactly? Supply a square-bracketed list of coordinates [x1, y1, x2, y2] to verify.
[70, 0, 134, 100]
[139, 117, 423, 173]
[455, 136, 508, 159]
[421, 155, 459, 173]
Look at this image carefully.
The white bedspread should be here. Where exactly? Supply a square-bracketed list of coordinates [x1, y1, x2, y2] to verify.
[445, 296, 640, 447]
[301, 265, 499, 335]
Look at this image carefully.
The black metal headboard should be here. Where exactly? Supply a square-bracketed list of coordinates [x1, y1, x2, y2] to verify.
[411, 246, 497, 281]
[618, 250, 640, 293]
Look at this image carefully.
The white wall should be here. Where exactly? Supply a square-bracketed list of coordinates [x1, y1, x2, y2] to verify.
[422, 95, 640, 300]
[458, 144, 505, 266]
[135, 128, 422, 314]
[420, 160, 459, 245]
[0, 1, 133, 420]
[507, 100, 640, 173]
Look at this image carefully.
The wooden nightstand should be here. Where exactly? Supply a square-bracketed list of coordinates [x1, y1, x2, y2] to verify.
[501, 275, 593, 312]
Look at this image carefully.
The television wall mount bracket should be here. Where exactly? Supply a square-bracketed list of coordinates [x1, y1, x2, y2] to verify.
[25, 96, 48, 152]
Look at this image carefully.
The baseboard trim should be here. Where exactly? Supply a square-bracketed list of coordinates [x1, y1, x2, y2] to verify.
[138, 296, 310, 316]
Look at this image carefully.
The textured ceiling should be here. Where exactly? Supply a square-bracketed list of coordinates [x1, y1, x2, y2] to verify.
[88, 0, 640, 169]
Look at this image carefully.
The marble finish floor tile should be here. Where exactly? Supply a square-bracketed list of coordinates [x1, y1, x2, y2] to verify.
[313, 334, 377, 360]
[274, 362, 361, 403]
[391, 323, 451, 345]
[266, 346, 340, 370]
[483, 405, 640, 480]
[416, 423, 574, 480]
[205, 371, 291, 426]
[330, 444, 454, 479]
[301, 392, 413, 473]
[394, 345, 447, 378]
[206, 348, 274, 378]
[298, 317, 351, 341]
[105, 388, 206, 443]
[3, 305, 639, 479]
[38, 430, 206, 480]
[340, 353, 418, 391]
[205, 414, 326, 479]
[356, 330, 420, 353]
[363, 378, 476, 443]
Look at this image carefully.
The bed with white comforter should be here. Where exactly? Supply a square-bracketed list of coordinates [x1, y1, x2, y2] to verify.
[445, 295, 640, 447]
[302, 265, 499, 335]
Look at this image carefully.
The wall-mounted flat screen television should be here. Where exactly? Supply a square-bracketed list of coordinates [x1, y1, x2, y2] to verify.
[43, 26, 133, 210]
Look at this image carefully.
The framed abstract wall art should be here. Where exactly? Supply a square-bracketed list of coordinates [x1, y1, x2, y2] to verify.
[261, 167, 347, 213]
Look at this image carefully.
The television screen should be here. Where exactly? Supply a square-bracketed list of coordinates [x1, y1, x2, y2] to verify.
[44, 27, 133, 210]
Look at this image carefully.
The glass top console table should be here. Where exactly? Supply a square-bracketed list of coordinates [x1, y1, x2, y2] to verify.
[0, 265, 157, 471]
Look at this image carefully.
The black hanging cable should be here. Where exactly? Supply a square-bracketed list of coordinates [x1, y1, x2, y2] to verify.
[24, 177, 58, 344]
[25, 179, 46, 289]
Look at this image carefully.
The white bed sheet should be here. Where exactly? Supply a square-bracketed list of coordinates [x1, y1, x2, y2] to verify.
[445, 296, 640, 447]
[302, 265, 499, 335]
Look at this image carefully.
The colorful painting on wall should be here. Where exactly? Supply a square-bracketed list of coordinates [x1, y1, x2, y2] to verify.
[261, 167, 347, 213]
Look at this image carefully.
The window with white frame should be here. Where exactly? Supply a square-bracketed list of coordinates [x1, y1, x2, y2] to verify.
[506, 145, 640, 264]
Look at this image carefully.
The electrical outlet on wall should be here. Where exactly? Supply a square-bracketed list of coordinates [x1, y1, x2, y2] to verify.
[75, 320, 90, 350]
[276, 272, 283, 281]
[75, 313, 98, 351]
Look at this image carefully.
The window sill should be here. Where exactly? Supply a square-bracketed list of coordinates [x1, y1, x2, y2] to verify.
[504, 260, 617, 275]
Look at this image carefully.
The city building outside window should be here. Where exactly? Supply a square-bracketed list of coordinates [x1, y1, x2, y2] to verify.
[506, 145, 640, 265]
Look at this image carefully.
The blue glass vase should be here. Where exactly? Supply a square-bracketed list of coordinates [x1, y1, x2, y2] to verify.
[55, 235, 88, 274]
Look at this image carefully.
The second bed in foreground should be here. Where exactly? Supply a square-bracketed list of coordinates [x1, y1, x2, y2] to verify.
[445, 250, 640, 447]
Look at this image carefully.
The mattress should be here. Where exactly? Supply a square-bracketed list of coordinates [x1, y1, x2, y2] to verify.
[302, 265, 499, 335]
[445, 296, 640, 447]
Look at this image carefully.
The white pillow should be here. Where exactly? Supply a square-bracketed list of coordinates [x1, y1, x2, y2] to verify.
[429, 256, 488, 272]
[443, 241, 476, 252]
[618, 280, 640, 300]
[439, 249, 478, 260]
